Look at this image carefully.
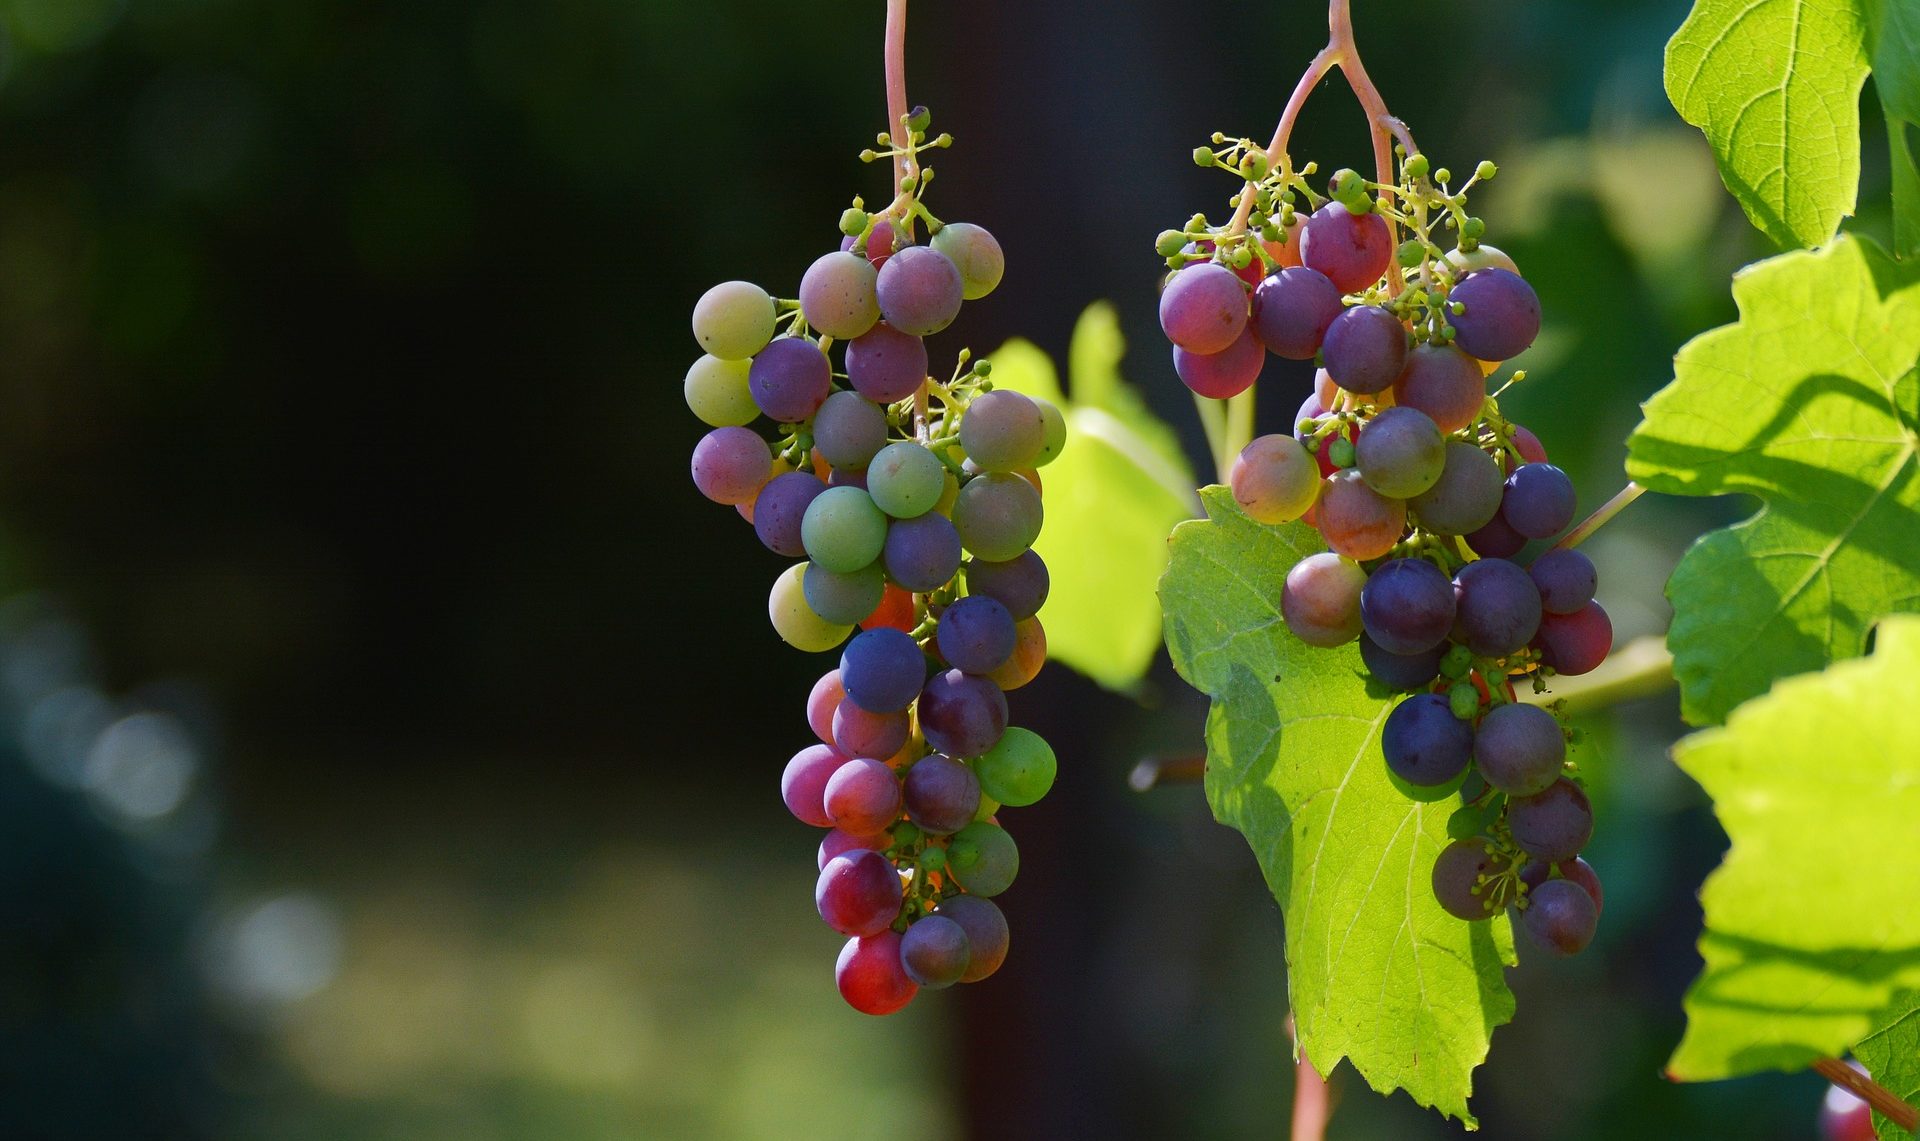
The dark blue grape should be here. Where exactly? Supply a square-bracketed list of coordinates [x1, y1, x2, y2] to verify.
[1432, 838, 1501, 920]
[1250, 266, 1343, 359]
[1529, 548, 1598, 614]
[1452, 557, 1543, 657]
[917, 669, 1007, 758]
[839, 628, 927, 713]
[1321, 305, 1408, 395]
[1473, 702, 1565, 796]
[1506, 777, 1592, 862]
[964, 551, 1049, 621]
[1382, 692, 1474, 787]
[1448, 269, 1540, 362]
[1360, 558, 1456, 655]
[1502, 463, 1576, 539]
[747, 336, 832, 423]
[845, 323, 929, 404]
[752, 471, 826, 557]
[1359, 634, 1445, 691]
[1518, 877, 1597, 956]
[1408, 441, 1504, 535]
[1465, 513, 1527, 559]
[936, 595, 1016, 675]
[899, 914, 971, 989]
[1159, 262, 1249, 354]
[883, 512, 963, 592]
[876, 246, 964, 336]
[935, 895, 1009, 982]
[902, 754, 980, 835]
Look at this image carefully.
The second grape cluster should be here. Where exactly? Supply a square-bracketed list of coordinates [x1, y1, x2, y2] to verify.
[1158, 145, 1610, 959]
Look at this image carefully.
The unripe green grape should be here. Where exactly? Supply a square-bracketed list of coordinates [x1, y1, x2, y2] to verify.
[1396, 240, 1426, 268]
[946, 821, 1018, 896]
[1441, 643, 1474, 678]
[867, 441, 947, 518]
[840, 207, 870, 235]
[952, 473, 1043, 561]
[1449, 683, 1480, 719]
[684, 355, 758, 427]
[802, 486, 889, 573]
[1404, 153, 1430, 180]
[973, 793, 1000, 822]
[770, 563, 853, 651]
[1193, 147, 1216, 167]
[1328, 436, 1357, 469]
[691, 280, 776, 360]
[1156, 230, 1188, 258]
[930, 222, 1005, 301]
[803, 561, 887, 625]
[1475, 160, 1497, 181]
[974, 728, 1056, 807]
[1031, 398, 1067, 467]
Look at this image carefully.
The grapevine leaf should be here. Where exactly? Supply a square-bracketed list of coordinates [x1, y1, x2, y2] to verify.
[1160, 487, 1516, 1125]
[1667, 616, 1920, 1081]
[1854, 991, 1920, 1140]
[986, 305, 1198, 691]
[1625, 234, 1920, 726]
[1869, 0, 1920, 256]
[1664, 0, 1870, 249]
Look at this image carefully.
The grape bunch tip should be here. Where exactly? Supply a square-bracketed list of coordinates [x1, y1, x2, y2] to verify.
[1160, 138, 1609, 960]
[687, 106, 1064, 1014]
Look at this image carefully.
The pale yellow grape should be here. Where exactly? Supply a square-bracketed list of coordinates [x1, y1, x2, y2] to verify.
[1443, 243, 1520, 278]
[1230, 434, 1320, 523]
[769, 563, 852, 651]
[692, 280, 776, 360]
[684, 354, 758, 426]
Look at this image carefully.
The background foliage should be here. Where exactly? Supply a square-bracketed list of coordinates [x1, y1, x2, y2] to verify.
[0, 0, 1905, 1136]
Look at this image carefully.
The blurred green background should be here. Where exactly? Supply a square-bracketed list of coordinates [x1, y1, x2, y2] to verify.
[0, 0, 1899, 1137]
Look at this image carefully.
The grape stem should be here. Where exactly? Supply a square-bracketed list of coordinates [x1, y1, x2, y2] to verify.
[1553, 481, 1647, 551]
[884, 0, 912, 212]
[1812, 1057, 1918, 1132]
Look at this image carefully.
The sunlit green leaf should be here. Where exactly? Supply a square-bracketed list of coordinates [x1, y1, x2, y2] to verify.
[1625, 234, 1920, 726]
[1854, 990, 1920, 1140]
[1160, 487, 1515, 1125]
[1668, 616, 1920, 1081]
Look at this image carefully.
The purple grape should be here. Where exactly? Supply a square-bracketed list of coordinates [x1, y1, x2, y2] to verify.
[1250, 266, 1343, 359]
[815, 848, 903, 936]
[839, 628, 927, 713]
[1353, 406, 1446, 498]
[1472, 702, 1565, 796]
[1529, 548, 1597, 614]
[690, 426, 771, 505]
[1359, 634, 1445, 691]
[935, 895, 1009, 982]
[836, 929, 917, 1014]
[1281, 552, 1366, 647]
[882, 512, 963, 592]
[1299, 201, 1393, 293]
[1382, 692, 1473, 787]
[812, 390, 889, 470]
[1466, 513, 1527, 558]
[1321, 305, 1408, 395]
[1159, 262, 1248, 354]
[1174, 324, 1265, 399]
[1407, 442, 1504, 536]
[832, 697, 910, 760]
[753, 471, 826, 556]
[823, 755, 904, 834]
[1448, 269, 1540, 362]
[936, 595, 1017, 675]
[958, 389, 1046, 472]
[827, 466, 868, 489]
[818, 827, 888, 870]
[806, 669, 843, 744]
[902, 753, 981, 835]
[1360, 558, 1456, 655]
[1506, 777, 1592, 862]
[899, 914, 972, 989]
[876, 245, 964, 336]
[782, 743, 851, 827]
[1502, 463, 1576, 539]
[964, 551, 1049, 621]
[1518, 877, 1597, 956]
[1432, 837, 1501, 920]
[1451, 557, 1543, 657]
[1393, 343, 1486, 434]
[918, 669, 1007, 758]
[1535, 601, 1612, 676]
[799, 250, 881, 340]
[846, 323, 929, 404]
[841, 219, 898, 267]
[748, 336, 832, 423]
[1520, 855, 1604, 916]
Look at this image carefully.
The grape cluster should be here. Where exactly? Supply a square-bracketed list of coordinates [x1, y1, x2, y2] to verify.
[1158, 142, 1609, 959]
[686, 109, 1064, 1014]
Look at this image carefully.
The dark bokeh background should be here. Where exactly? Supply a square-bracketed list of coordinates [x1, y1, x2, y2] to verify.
[0, 0, 1898, 1137]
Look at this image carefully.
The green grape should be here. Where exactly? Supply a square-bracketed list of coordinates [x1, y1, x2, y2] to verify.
[867, 441, 948, 519]
[946, 821, 1019, 896]
[930, 222, 1005, 300]
[801, 487, 889, 573]
[973, 727, 1056, 807]
[952, 473, 1043, 561]
[691, 280, 776, 360]
[1032, 397, 1067, 467]
[684, 354, 758, 427]
[770, 563, 853, 651]
[802, 561, 886, 625]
